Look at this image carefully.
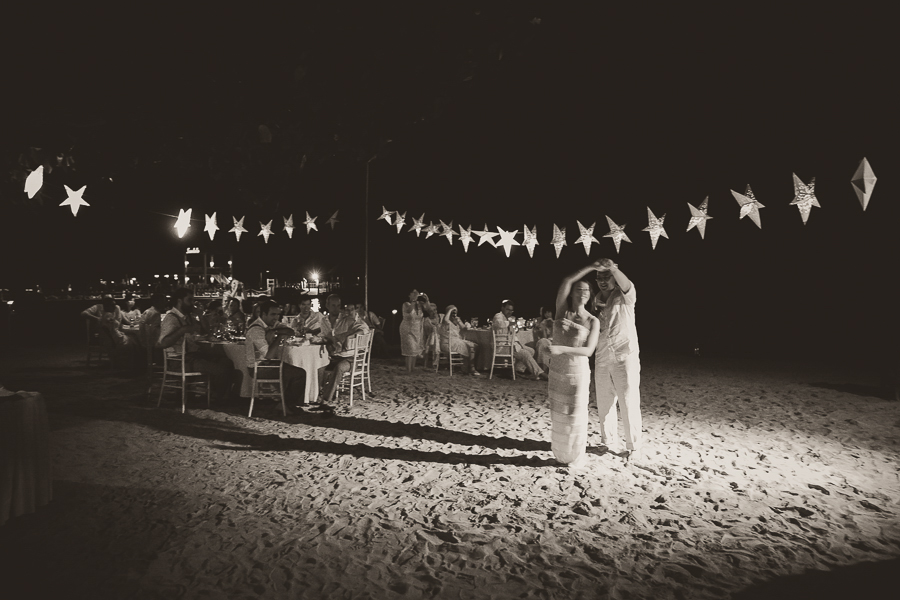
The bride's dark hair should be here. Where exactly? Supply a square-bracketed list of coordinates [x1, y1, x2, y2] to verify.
[566, 278, 596, 313]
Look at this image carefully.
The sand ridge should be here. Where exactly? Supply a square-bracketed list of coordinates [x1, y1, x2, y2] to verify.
[1, 347, 899, 599]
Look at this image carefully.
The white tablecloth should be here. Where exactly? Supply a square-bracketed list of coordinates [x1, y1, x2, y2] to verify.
[210, 341, 331, 402]
[1, 391, 52, 526]
[282, 344, 331, 404]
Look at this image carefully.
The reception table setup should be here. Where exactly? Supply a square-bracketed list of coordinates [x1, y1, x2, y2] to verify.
[461, 327, 534, 372]
[197, 334, 331, 403]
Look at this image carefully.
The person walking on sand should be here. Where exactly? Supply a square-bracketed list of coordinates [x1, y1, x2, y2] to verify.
[548, 265, 600, 467]
[592, 258, 643, 463]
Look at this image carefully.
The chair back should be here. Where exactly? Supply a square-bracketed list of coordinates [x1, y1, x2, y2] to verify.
[157, 338, 210, 413]
[163, 338, 189, 375]
[364, 329, 375, 392]
[492, 328, 515, 357]
[338, 331, 371, 407]
[349, 331, 370, 375]
[490, 328, 515, 380]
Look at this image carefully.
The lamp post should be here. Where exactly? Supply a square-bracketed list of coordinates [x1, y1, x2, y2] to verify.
[365, 154, 377, 314]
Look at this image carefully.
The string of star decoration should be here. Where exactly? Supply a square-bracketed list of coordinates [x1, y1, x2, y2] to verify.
[372, 159, 877, 257]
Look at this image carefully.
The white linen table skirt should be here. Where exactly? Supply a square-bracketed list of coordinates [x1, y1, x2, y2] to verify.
[1, 391, 52, 526]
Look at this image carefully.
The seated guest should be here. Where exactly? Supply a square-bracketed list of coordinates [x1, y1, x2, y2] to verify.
[121, 293, 142, 325]
[140, 294, 168, 328]
[439, 305, 481, 375]
[224, 297, 246, 335]
[533, 306, 554, 371]
[139, 294, 167, 348]
[248, 296, 274, 325]
[94, 297, 139, 369]
[283, 297, 302, 317]
[295, 296, 324, 335]
[156, 288, 235, 401]
[200, 299, 226, 334]
[318, 294, 369, 408]
[245, 300, 306, 408]
[82, 295, 123, 327]
[492, 299, 546, 380]
[356, 302, 388, 358]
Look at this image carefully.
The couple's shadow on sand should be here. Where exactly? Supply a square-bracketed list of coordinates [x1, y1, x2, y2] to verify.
[125, 404, 617, 467]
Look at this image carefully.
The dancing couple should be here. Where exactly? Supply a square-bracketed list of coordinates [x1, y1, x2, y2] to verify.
[548, 258, 642, 467]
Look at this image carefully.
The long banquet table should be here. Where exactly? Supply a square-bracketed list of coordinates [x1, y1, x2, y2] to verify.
[203, 340, 331, 403]
[461, 328, 535, 372]
[1, 390, 52, 526]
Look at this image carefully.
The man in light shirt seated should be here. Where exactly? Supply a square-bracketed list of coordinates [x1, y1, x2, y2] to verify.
[293, 296, 324, 335]
[245, 300, 307, 408]
[81, 295, 124, 328]
[318, 294, 369, 409]
[140, 295, 168, 328]
[139, 294, 168, 350]
[491, 299, 546, 380]
[156, 288, 235, 401]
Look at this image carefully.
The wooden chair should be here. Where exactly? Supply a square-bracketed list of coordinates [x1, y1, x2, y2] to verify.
[157, 339, 210, 413]
[363, 329, 375, 393]
[434, 325, 465, 375]
[490, 328, 516, 380]
[336, 331, 371, 408]
[85, 320, 111, 366]
[247, 354, 287, 418]
[142, 323, 163, 399]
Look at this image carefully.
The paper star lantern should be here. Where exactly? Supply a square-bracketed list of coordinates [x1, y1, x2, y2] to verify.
[283, 214, 295, 238]
[642, 208, 668, 250]
[24, 166, 43, 199]
[574, 220, 600, 256]
[439, 220, 459, 245]
[258, 220, 274, 243]
[408, 213, 426, 237]
[377, 206, 394, 226]
[204, 212, 219, 240]
[230, 216, 248, 241]
[604, 216, 632, 254]
[458, 224, 474, 252]
[522, 225, 539, 257]
[174, 208, 192, 238]
[59, 184, 89, 216]
[424, 221, 439, 238]
[731, 185, 765, 229]
[851, 157, 877, 211]
[394, 211, 407, 234]
[495, 227, 519, 257]
[326, 210, 340, 229]
[789, 174, 820, 225]
[686, 197, 713, 239]
[473, 223, 498, 247]
[551, 224, 567, 258]
[303, 211, 318, 233]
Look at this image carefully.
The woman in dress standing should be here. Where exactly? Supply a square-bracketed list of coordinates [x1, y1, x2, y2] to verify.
[548, 263, 601, 467]
[399, 289, 429, 372]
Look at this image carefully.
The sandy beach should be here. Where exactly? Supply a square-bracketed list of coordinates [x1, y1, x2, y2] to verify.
[1, 344, 899, 599]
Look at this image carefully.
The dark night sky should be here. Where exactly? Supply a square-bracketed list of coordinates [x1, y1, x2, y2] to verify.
[2, 3, 897, 363]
